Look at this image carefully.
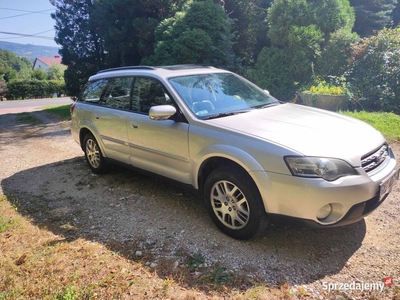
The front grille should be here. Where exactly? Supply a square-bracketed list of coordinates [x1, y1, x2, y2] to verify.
[361, 144, 388, 173]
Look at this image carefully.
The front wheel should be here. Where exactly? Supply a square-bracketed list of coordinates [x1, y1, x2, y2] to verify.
[204, 166, 268, 239]
[83, 133, 109, 174]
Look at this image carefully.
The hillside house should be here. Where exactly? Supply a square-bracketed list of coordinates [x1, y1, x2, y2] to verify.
[33, 56, 64, 70]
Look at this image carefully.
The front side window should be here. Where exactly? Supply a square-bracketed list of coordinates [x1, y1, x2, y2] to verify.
[132, 77, 172, 114]
[169, 73, 279, 119]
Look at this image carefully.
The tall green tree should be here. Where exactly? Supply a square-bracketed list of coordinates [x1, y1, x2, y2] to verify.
[145, 0, 236, 69]
[0, 49, 32, 82]
[51, 0, 106, 96]
[350, 0, 397, 37]
[224, 0, 272, 67]
[254, 0, 355, 100]
[47, 64, 67, 80]
[391, 0, 400, 27]
[0, 49, 32, 71]
[91, 0, 188, 67]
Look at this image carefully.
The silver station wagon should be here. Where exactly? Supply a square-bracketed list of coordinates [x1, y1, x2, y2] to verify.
[70, 65, 399, 239]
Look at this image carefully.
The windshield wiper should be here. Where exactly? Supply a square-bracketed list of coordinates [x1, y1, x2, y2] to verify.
[254, 102, 280, 109]
[202, 110, 252, 120]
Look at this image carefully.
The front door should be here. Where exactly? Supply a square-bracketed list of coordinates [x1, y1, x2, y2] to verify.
[127, 77, 191, 184]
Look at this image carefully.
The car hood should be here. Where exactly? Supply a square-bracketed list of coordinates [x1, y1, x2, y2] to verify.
[208, 103, 385, 166]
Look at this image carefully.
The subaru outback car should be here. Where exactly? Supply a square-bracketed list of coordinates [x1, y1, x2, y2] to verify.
[70, 65, 399, 239]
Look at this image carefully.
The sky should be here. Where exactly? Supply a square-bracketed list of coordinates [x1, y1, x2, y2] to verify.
[0, 0, 58, 47]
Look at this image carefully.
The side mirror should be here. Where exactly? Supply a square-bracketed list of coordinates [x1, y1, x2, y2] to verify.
[149, 105, 177, 120]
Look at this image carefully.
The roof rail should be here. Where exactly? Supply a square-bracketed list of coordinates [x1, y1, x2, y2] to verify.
[97, 66, 156, 74]
[159, 64, 214, 70]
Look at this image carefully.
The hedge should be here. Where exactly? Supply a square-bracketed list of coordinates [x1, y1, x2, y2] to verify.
[6, 80, 66, 100]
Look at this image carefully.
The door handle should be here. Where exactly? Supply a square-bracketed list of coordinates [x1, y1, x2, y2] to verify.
[131, 122, 139, 129]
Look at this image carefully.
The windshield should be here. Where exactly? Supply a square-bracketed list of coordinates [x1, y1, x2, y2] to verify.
[169, 73, 279, 119]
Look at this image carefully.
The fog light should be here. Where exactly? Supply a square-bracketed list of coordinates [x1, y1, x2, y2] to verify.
[317, 204, 332, 220]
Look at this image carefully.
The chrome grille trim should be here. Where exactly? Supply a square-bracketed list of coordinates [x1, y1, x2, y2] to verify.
[361, 144, 388, 173]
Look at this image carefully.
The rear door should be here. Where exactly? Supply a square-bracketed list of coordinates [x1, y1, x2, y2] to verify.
[81, 77, 133, 163]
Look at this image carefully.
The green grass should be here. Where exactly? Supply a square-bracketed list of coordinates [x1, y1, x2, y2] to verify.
[16, 113, 43, 125]
[44, 104, 71, 120]
[341, 111, 400, 142]
[0, 216, 18, 233]
[16, 105, 70, 124]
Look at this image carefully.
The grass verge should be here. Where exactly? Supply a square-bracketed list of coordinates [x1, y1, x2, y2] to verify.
[43, 104, 71, 120]
[341, 111, 400, 142]
[16, 112, 43, 125]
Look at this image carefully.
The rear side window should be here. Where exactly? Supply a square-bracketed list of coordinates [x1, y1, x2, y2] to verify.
[80, 77, 134, 110]
[81, 79, 109, 103]
[99, 77, 133, 110]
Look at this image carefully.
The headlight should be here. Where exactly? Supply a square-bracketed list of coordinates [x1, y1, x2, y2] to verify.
[284, 156, 358, 181]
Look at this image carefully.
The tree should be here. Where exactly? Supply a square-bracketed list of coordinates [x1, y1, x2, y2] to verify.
[254, 0, 355, 100]
[51, 0, 106, 96]
[0, 68, 17, 82]
[47, 64, 67, 80]
[145, 0, 236, 69]
[350, 0, 397, 37]
[268, 0, 354, 45]
[223, 0, 272, 67]
[0, 49, 32, 82]
[91, 0, 188, 67]
[32, 68, 47, 81]
[391, 0, 400, 27]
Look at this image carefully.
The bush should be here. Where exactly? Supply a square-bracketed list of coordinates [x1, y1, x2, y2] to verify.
[347, 28, 400, 113]
[315, 29, 360, 77]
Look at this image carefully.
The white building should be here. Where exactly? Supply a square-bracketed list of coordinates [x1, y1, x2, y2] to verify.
[33, 56, 63, 70]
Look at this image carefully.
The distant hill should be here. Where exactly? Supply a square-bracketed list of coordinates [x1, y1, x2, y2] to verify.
[0, 41, 60, 61]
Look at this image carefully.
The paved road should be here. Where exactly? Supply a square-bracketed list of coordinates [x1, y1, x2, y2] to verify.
[0, 97, 73, 115]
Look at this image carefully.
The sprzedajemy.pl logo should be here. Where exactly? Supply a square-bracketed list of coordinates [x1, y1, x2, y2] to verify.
[322, 277, 393, 292]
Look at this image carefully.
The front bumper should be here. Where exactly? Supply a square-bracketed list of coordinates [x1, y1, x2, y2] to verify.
[250, 146, 397, 227]
[268, 192, 388, 228]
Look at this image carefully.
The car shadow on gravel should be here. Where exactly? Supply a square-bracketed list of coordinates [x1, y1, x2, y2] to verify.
[2, 156, 367, 288]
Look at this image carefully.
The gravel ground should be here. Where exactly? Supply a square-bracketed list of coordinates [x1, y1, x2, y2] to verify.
[0, 111, 399, 299]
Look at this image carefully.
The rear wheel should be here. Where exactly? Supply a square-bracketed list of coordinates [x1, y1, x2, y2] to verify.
[204, 166, 268, 239]
[83, 133, 109, 174]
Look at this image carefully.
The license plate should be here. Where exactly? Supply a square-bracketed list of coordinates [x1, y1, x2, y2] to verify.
[380, 169, 400, 198]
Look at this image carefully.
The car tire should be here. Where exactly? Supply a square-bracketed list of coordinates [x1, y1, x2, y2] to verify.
[204, 166, 268, 240]
[83, 133, 109, 174]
